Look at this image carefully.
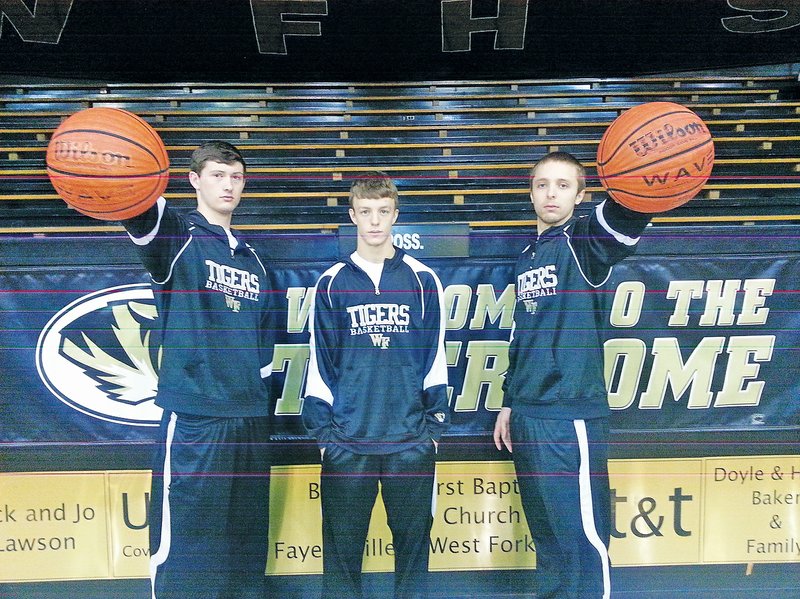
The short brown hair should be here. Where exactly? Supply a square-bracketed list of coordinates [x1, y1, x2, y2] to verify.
[530, 151, 586, 192]
[349, 171, 399, 209]
[190, 141, 246, 175]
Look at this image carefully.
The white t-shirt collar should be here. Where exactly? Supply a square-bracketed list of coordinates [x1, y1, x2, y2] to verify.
[351, 251, 384, 291]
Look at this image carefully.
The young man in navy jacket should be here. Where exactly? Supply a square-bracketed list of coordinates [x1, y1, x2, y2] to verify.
[303, 172, 449, 599]
[122, 141, 276, 599]
[494, 152, 651, 599]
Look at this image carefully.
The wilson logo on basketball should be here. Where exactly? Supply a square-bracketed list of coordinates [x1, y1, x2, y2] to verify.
[51, 140, 133, 166]
[627, 120, 709, 158]
[35, 284, 163, 426]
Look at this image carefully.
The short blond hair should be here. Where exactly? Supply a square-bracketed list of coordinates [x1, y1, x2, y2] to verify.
[530, 151, 586, 192]
[349, 171, 399, 209]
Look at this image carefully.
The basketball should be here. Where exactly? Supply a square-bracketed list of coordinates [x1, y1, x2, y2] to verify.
[596, 102, 714, 213]
[46, 107, 169, 221]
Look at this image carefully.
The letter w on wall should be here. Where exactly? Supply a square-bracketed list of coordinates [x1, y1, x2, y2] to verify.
[0, 0, 74, 43]
[441, 0, 528, 52]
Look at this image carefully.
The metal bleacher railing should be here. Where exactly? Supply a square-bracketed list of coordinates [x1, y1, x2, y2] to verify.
[0, 75, 799, 234]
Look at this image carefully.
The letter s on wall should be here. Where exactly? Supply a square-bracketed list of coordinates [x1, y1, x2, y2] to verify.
[722, 1, 800, 33]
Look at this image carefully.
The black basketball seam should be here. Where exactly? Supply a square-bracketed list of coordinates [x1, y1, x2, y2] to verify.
[47, 164, 167, 217]
[600, 138, 713, 179]
[46, 165, 169, 178]
[60, 173, 166, 217]
[49, 128, 166, 167]
[81, 194, 160, 217]
[597, 107, 700, 167]
[104, 108, 169, 165]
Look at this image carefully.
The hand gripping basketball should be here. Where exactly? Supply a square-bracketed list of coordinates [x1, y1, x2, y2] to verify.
[46, 107, 170, 221]
[597, 102, 714, 213]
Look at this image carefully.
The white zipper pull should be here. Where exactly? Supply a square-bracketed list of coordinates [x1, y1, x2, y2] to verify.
[374, 285, 380, 296]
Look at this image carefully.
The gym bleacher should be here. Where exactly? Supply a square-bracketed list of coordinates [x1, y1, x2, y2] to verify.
[1, 73, 799, 235]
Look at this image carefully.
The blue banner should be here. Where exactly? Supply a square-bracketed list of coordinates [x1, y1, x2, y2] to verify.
[1, 241, 798, 445]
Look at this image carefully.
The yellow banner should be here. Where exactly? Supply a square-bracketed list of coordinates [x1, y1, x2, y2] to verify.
[0, 472, 110, 582]
[608, 459, 703, 566]
[267, 465, 322, 575]
[265, 461, 537, 574]
[1, 456, 798, 582]
[266, 464, 403, 575]
[107, 471, 151, 578]
[703, 456, 800, 563]
[429, 461, 534, 571]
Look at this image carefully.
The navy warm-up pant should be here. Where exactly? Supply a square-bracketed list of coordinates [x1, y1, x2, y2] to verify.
[149, 411, 271, 599]
[320, 441, 436, 599]
[511, 413, 611, 599]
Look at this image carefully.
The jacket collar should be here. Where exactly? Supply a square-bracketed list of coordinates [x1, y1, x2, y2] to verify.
[347, 246, 406, 271]
[187, 210, 244, 251]
[537, 216, 577, 241]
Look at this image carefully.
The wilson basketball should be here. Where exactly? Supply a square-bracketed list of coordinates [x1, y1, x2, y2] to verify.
[596, 102, 714, 213]
[46, 107, 169, 221]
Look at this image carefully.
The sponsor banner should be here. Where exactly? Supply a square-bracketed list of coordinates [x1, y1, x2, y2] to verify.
[338, 225, 471, 258]
[2, 456, 797, 583]
[608, 459, 703, 566]
[267, 461, 537, 575]
[429, 461, 535, 571]
[0, 472, 111, 581]
[703, 456, 800, 563]
[106, 471, 151, 578]
[267, 465, 323, 575]
[1, 250, 799, 443]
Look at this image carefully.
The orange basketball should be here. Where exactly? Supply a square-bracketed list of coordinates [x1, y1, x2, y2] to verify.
[596, 102, 714, 213]
[46, 107, 169, 221]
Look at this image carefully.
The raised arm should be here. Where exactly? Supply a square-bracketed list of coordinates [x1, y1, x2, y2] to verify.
[121, 196, 191, 283]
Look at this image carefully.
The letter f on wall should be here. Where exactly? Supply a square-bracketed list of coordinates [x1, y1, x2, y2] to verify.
[250, 0, 328, 54]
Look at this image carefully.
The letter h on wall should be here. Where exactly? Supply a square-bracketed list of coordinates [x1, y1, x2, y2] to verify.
[441, 0, 529, 52]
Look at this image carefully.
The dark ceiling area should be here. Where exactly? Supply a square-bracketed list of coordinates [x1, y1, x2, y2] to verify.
[0, 1, 798, 82]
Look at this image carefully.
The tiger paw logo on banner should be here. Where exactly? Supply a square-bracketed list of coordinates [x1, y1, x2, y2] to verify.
[36, 283, 162, 426]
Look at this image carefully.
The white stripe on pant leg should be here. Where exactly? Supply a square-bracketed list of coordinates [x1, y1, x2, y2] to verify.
[150, 412, 178, 599]
[430, 467, 438, 518]
[431, 441, 439, 518]
[573, 419, 611, 599]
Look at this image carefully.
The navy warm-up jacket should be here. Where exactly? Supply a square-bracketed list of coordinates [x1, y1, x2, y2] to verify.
[502, 200, 650, 421]
[123, 197, 277, 417]
[303, 248, 449, 454]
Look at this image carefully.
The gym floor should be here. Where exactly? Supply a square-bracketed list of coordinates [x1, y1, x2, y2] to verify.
[2, 563, 798, 598]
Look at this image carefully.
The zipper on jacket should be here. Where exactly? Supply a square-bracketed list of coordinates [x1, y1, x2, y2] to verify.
[352, 256, 381, 295]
